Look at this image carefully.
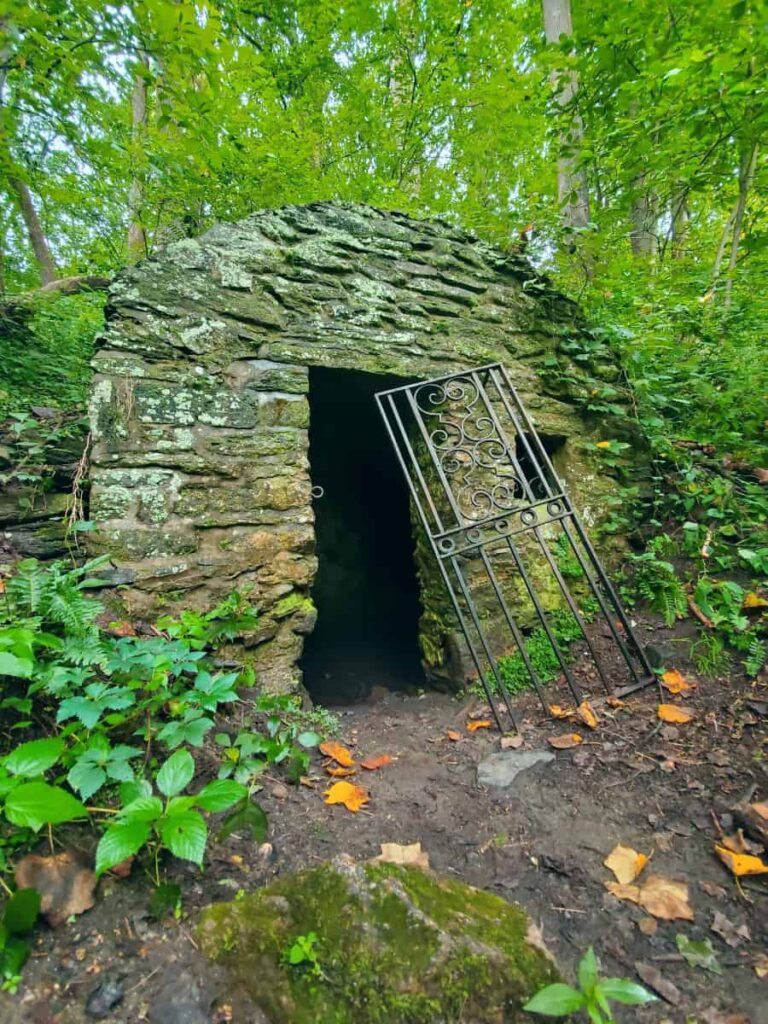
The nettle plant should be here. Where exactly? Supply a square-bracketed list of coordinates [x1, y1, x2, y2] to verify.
[0, 557, 321, 886]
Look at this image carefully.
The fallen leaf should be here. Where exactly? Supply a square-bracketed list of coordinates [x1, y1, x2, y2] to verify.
[699, 879, 728, 898]
[596, 440, 612, 449]
[374, 842, 429, 870]
[754, 953, 768, 979]
[634, 962, 681, 1006]
[750, 801, 768, 822]
[319, 741, 356, 768]
[15, 851, 96, 927]
[658, 704, 694, 724]
[577, 701, 599, 730]
[721, 829, 762, 856]
[714, 843, 768, 876]
[639, 875, 694, 921]
[743, 591, 768, 610]
[699, 1007, 750, 1024]
[324, 765, 357, 777]
[500, 734, 523, 750]
[661, 669, 693, 694]
[525, 921, 556, 964]
[548, 704, 574, 719]
[753, 467, 768, 485]
[446, 730, 461, 742]
[361, 754, 393, 771]
[676, 934, 721, 974]
[604, 844, 649, 885]
[323, 780, 369, 812]
[107, 857, 134, 879]
[548, 733, 583, 749]
[711, 911, 750, 948]
[466, 720, 491, 732]
[606, 696, 626, 709]
[108, 620, 137, 637]
[638, 917, 658, 936]
[606, 880, 641, 903]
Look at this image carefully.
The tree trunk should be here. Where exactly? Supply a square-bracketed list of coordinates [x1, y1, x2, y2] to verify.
[9, 175, 59, 285]
[670, 189, 688, 259]
[127, 59, 149, 260]
[629, 175, 657, 257]
[724, 141, 758, 307]
[542, 0, 590, 230]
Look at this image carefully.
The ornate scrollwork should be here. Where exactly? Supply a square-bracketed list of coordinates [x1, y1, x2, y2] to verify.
[414, 375, 523, 523]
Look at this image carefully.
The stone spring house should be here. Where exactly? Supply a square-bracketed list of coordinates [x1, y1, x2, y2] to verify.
[88, 202, 636, 699]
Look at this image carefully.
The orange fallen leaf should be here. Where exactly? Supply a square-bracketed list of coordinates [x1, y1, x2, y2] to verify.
[714, 844, 768, 877]
[323, 780, 369, 812]
[319, 741, 356, 767]
[658, 704, 694, 724]
[754, 953, 768, 979]
[466, 720, 491, 732]
[577, 701, 599, 730]
[606, 880, 641, 903]
[548, 733, 583, 749]
[604, 844, 649, 885]
[743, 591, 768, 610]
[660, 669, 692, 694]
[446, 730, 461, 742]
[548, 704, 574, 720]
[750, 802, 768, 822]
[596, 440, 612, 449]
[606, 696, 626, 709]
[361, 754, 393, 771]
[324, 765, 356, 777]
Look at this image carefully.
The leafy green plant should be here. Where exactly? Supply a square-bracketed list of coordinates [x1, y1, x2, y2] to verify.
[523, 948, 655, 1023]
[0, 888, 41, 993]
[689, 633, 730, 678]
[631, 540, 688, 627]
[483, 610, 585, 697]
[283, 931, 324, 978]
[95, 749, 247, 881]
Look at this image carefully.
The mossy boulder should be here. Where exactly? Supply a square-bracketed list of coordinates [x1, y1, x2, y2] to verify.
[197, 856, 559, 1023]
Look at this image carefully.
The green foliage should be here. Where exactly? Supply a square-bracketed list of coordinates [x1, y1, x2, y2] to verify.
[0, 888, 41, 993]
[483, 610, 585, 698]
[524, 947, 655, 1023]
[283, 931, 324, 979]
[630, 539, 688, 628]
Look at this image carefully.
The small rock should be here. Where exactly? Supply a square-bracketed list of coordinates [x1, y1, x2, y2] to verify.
[477, 750, 555, 790]
[148, 968, 212, 1024]
[85, 977, 124, 1019]
[270, 783, 289, 800]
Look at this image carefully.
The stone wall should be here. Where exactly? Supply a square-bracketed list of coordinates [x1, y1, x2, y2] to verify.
[88, 202, 640, 692]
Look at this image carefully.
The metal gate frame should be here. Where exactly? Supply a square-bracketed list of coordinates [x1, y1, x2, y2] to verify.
[375, 363, 654, 730]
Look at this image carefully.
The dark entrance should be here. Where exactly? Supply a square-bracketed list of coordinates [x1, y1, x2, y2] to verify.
[300, 367, 424, 703]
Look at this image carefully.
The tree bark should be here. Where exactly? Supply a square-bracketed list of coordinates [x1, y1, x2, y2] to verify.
[629, 176, 657, 257]
[724, 141, 758, 307]
[127, 58, 149, 260]
[542, 0, 590, 230]
[8, 175, 59, 285]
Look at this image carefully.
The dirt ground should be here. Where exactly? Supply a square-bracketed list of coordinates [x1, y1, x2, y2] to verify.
[4, 614, 767, 1024]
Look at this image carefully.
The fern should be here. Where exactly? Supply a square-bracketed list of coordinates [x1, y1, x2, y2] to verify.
[744, 636, 766, 678]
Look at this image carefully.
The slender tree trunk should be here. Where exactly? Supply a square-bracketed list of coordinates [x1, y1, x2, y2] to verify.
[127, 58, 149, 260]
[629, 176, 657, 257]
[724, 141, 758, 307]
[542, 0, 590, 230]
[670, 189, 688, 259]
[9, 175, 59, 284]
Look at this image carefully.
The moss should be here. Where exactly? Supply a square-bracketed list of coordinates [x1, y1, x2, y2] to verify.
[273, 592, 315, 619]
[197, 859, 558, 1024]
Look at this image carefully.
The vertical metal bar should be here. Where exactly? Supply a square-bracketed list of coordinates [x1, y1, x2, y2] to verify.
[489, 364, 652, 681]
[472, 370, 612, 695]
[405, 384, 465, 528]
[376, 391, 507, 729]
[383, 393, 444, 534]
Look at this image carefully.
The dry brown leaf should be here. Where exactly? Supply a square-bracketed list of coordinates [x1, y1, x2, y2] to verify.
[658, 704, 694, 724]
[743, 591, 768, 610]
[548, 733, 583, 749]
[15, 851, 96, 927]
[466, 720, 491, 732]
[754, 953, 768, 979]
[500, 734, 524, 750]
[374, 842, 429, 870]
[606, 881, 641, 903]
[324, 765, 357, 777]
[754, 467, 768, 485]
[108, 620, 137, 637]
[638, 917, 658, 936]
[634, 962, 681, 1006]
[699, 879, 728, 898]
[606, 696, 626, 709]
[548, 704, 574, 720]
[446, 729, 461, 742]
[361, 754, 393, 771]
[714, 843, 768, 877]
[750, 802, 768, 822]
[323, 780, 369, 812]
[604, 844, 649, 885]
[319, 741, 356, 768]
[660, 669, 693, 694]
[577, 701, 599, 730]
[711, 911, 751, 948]
[525, 921, 556, 964]
[721, 829, 762, 856]
[637, 874, 694, 921]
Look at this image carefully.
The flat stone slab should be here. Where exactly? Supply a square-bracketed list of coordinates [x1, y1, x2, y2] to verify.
[477, 749, 555, 789]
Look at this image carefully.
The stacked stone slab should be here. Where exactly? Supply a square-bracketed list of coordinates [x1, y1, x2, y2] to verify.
[89, 202, 638, 692]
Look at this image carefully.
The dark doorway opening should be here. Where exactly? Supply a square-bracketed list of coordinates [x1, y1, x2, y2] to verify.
[300, 367, 425, 704]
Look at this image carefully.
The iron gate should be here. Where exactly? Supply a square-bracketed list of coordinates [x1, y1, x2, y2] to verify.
[375, 363, 654, 730]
